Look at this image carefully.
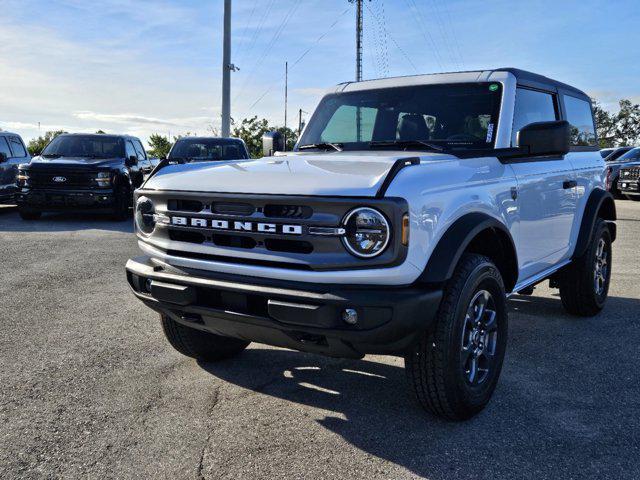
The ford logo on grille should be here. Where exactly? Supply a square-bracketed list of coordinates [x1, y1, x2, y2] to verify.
[53, 176, 67, 182]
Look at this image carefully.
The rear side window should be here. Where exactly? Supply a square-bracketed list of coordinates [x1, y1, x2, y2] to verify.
[0, 137, 11, 158]
[8, 137, 27, 157]
[563, 95, 596, 146]
[511, 88, 558, 146]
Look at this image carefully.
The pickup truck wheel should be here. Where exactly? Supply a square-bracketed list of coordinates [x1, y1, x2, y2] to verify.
[160, 314, 250, 362]
[559, 218, 611, 316]
[112, 185, 132, 220]
[18, 209, 42, 220]
[624, 195, 640, 202]
[405, 254, 508, 421]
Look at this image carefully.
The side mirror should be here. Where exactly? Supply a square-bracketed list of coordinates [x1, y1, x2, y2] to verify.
[262, 131, 284, 157]
[517, 120, 570, 156]
[126, 155, 138, 167]
[0, 152, 6, 163]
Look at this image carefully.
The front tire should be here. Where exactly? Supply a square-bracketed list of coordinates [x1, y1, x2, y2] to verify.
[624, 195, 640, 202]
[405, 254, 508, 421]
[559, 218, 612, 316]
[111, 184, 132, 220]
[161, 315, 250, 362]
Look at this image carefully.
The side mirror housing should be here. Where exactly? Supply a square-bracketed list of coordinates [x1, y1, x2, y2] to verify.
[0, 152, 6, 163]
[517, 120, 570, 156]
[262, 131, 284, 157]
[125, 155, 138, 167]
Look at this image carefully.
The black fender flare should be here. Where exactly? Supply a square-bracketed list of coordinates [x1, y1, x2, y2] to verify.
[419, 212, 518, 291]
[573, 188, 616, 259]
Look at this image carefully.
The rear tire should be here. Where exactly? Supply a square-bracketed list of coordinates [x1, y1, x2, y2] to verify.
[19, 209, 41, 220]
[559, 218, 612, 316]
[161, 314, 250, 362]
[405, 254, 508, 421]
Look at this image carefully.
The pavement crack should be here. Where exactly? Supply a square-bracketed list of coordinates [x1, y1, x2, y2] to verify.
[196, 386, 221, 480]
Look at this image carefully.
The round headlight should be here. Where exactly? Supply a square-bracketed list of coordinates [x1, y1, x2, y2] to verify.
[341, 207, 390, 258]
[135, 196, 156, 235]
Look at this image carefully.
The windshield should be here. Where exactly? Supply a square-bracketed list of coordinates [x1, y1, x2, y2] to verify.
[298, 82, 503, 151]
[169, 138, 248, 161]
[42, 135, 125, 158]
[616, 147, 640, 162]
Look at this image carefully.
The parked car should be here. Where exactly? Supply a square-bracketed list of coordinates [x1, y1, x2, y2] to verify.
[606, 147, 640, 198]
[167, 137, 250, 162]
[16, 133, 154, 220]
[126, 68, 615, 420]
[618, 163, 640, 200]
[0, 131, 30, 204]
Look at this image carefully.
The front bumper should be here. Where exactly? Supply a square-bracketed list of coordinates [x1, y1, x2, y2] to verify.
[16, 188, 115, 211]
[618, 180, 639, 195]
[126, 255, 443, 358]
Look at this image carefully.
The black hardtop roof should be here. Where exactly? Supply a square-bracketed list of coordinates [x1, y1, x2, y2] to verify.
[57, 133, 140, 140]
[496, 67, 589, 99]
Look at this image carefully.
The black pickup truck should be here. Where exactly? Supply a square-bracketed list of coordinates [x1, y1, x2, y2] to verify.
[16, 133, 158, 220]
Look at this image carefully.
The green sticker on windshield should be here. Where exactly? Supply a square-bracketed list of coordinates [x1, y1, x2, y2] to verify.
[489, 84, 499, 92]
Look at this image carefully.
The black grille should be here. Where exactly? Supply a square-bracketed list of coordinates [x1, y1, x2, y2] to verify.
[622, 167, 640, 180]
[264, 204, 312, 219]
[28, 171, 95, 189]
[167, 199, 204, 212]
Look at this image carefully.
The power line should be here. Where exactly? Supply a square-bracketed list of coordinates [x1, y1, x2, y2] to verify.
[425, 0, 461, 69]
[247, 8, 351, 110]
[439, 0, 466, 69]
[364, 2, 418, 73]
[404, 0, 445, 71]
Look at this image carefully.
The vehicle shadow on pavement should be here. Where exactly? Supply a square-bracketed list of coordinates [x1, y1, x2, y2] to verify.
[198, 293, 640, 479]
[0, 209, 133, 233]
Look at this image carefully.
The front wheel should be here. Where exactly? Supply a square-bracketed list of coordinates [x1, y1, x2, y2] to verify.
[111, 184, 132, 220]
[559, 218, 612, 316]
[161, 314, 250, 362]
[624, 195, 640, 202]
[405, 254, 508, 421]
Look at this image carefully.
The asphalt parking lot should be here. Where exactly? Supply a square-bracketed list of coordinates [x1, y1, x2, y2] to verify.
[1, 201, 639, 480]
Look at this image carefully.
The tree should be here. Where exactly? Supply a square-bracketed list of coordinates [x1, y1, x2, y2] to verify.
[95, 129, 107, 134]
[147, 134, 173, 159]
[232, 116, 299, 158]
[27, 130, 66, 156]
[593, 98, 640, 148]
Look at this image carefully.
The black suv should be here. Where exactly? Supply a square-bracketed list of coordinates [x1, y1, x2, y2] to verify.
[16, 133, 157, 220]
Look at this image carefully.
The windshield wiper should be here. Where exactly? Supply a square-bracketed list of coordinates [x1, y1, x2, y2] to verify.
[298, 142, 343, 152]
[369, 140, 446, 152]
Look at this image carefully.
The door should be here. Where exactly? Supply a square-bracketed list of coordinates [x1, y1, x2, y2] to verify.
[0, 136, 29, 200]
[132, 139, 153, 178]
[509, 88, 577, 279]
[125, 140, 143, 187]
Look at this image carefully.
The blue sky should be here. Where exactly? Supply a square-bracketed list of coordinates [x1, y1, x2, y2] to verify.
[1, 0, 638, 145]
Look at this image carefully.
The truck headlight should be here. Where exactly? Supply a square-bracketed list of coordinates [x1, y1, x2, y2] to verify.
[17, 170, 29, 187]
[135, 196, 156, 235]
[341, 207, 390, 258]
[95, 171, 111, 187]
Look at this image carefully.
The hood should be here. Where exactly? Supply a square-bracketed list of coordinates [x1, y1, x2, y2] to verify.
[26, 156, 123, 169]
[144, 151, 454, 197]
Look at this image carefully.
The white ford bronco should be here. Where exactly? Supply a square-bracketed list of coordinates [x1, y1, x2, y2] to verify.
[126, 68, 616, 420]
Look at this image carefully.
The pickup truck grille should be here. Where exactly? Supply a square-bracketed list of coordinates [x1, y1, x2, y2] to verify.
[28, 170, 95, 189]
[138, 191, 408, 271]
[621, 166, 640, 180]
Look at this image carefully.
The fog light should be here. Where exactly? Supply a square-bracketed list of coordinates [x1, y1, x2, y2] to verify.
[342, 308, 358, 325]
[145, 278, 153, 293]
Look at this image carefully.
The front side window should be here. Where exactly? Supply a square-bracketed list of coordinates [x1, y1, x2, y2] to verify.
[169, 139, 248, 161]
[133, 139, 147, 160]
[563, 95, 596, 146]
[299, 82, 503, 151]
[8, 137, 27, 157]
[125, 141, 137, 159]
[42, 135, 125, 159]
[511, 88, 557, 146]
[0, 137, 12, 158]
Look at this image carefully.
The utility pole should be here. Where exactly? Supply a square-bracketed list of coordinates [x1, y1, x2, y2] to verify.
[355, 0, 363, 82]
[221, 0, 232, 137]
[284, 61, 288, 151]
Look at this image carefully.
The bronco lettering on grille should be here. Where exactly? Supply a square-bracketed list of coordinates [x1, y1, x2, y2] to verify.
[170, 216, 302, 235]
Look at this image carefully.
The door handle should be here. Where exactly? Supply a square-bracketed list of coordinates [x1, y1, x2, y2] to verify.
[563, 180, 577, 189]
